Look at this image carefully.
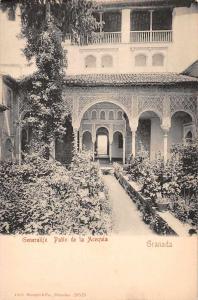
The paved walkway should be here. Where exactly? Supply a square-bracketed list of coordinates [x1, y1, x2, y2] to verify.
[103, 174, 155, 235]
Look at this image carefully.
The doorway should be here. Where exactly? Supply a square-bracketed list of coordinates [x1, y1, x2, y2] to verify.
[97, 135, 108, 155]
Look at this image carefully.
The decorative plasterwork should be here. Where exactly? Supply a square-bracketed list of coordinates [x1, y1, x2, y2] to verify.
[138, 95, 164, 119]
[170, 95, 197, 121]
[69, 89, 197, 134]
[76, 93, 132, 129]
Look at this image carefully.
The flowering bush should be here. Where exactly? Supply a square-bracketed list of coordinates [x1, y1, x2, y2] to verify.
[0, 151, 112, 235]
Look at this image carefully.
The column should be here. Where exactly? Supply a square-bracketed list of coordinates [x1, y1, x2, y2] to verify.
[121, 9, 131, 43]
[131, 130, 136, 157]
[109, 142, 112, 163]
[99, 12, 103, 33]
[109, 128, 113, 163]
[162, 129, 169, 163]
[149, 10, 153, 42]
[123, 135, 126, 164]
[73, 128, 78, 153]
[92, 136, 96, 161]
[79, 133, 83, 151]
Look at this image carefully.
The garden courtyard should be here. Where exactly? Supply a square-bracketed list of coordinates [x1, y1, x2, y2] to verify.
[0, 139, 197, 237]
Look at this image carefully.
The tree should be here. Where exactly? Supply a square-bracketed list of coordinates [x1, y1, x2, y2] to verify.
[1, 0, 99, 158]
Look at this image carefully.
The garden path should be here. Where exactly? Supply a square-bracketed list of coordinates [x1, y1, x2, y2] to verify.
[103, 175, 155, 235]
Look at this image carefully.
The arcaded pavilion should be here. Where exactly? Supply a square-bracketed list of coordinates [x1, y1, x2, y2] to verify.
[0, 0, 198, 164]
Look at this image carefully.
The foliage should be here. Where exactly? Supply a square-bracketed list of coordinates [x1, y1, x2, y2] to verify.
[122, 140, 198, 226]
[171, 140, 198, 200]
[1, 0, 99, 157]
[0, 151, 112, 235]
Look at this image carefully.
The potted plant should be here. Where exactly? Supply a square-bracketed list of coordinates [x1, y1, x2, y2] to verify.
[156, 193, 170, 212]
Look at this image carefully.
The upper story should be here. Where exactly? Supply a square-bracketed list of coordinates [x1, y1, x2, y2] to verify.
[65, 0, 198, 75]
[0, 0, 198, 78]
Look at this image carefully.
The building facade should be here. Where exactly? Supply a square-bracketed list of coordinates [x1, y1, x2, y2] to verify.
[0, 0, 198, 164]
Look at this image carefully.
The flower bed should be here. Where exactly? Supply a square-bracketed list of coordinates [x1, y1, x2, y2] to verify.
[0, 151, 112, 235]
[125, 141, 198, 228]
[114, 166, 177, 236]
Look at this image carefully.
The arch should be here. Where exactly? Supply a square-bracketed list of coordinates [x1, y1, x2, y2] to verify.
[85, 55, 96, 68]
[185, 131, 192, 139]
[171, 110, 195, 122]
[152, 53, 164, 66]
[101, 55, 113, 68]
[96, 127, 109, 157]
[117, 110, 123, 120]
[135, 54, 147, 67]
[91, 110, 97, 120]
[83, 111, 89, 120]
[109, 110, 114, 120]
[78, 99, 131, 130]
[100, 110, 106, 120]
[82, 131, 92, 151]
[113, 131, 123, 148]
[170, 111, 193, 147]
[138, 109, 162, 121]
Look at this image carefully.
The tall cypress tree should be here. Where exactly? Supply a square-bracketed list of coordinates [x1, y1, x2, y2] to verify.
[1, 0, 99, 157]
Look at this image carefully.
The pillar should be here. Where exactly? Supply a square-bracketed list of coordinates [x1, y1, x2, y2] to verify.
[73, 128, 78, 153]
[109, 142, 112, 163]
[109, 130, 113, 163]
[92, 136, 96, 161]
[79, 133, 83, 151]
[131, 130, 136, 157]
[121, 9, 131, 43]
[162, 129, 169, 163]
[123, 135, 126, 164]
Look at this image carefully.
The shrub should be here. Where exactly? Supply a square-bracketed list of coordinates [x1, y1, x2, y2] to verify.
[0, 151, 112, 235]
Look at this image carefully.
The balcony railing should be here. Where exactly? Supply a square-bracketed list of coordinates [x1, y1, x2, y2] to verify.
[64, 32, 121, 45]
[80, 32, 121, 45]
[64, 30, 172, 45]
[130, 30, 172, 43]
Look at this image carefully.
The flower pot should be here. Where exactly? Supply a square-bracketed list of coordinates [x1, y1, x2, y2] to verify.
[156, 202, 169, 212]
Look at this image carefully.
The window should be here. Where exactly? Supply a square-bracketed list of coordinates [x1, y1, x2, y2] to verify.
[135, 54, 147, 67]
[152, 53, 164, 66]
[83, 112, 89, 120]
[91, 110, 97, 120]
[85, 55, 96, 68]
[101, 55, 113, 68]
[109, 111, 114, 120]
[117, 111, 123, 120]
[100, 111, 106, 120]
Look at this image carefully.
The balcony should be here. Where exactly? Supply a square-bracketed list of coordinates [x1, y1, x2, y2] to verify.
[65, 30, 172, 46]
[79, 32, 121, 45]
[130, 30, 173, 43]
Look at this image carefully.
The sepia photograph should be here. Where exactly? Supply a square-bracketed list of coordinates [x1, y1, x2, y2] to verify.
[0, 0, 197, 299]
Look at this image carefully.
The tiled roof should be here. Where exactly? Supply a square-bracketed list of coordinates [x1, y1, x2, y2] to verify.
[64, 73, 198, 87]
[182, 60, 198, 79]
[95, 0, 193, 7]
